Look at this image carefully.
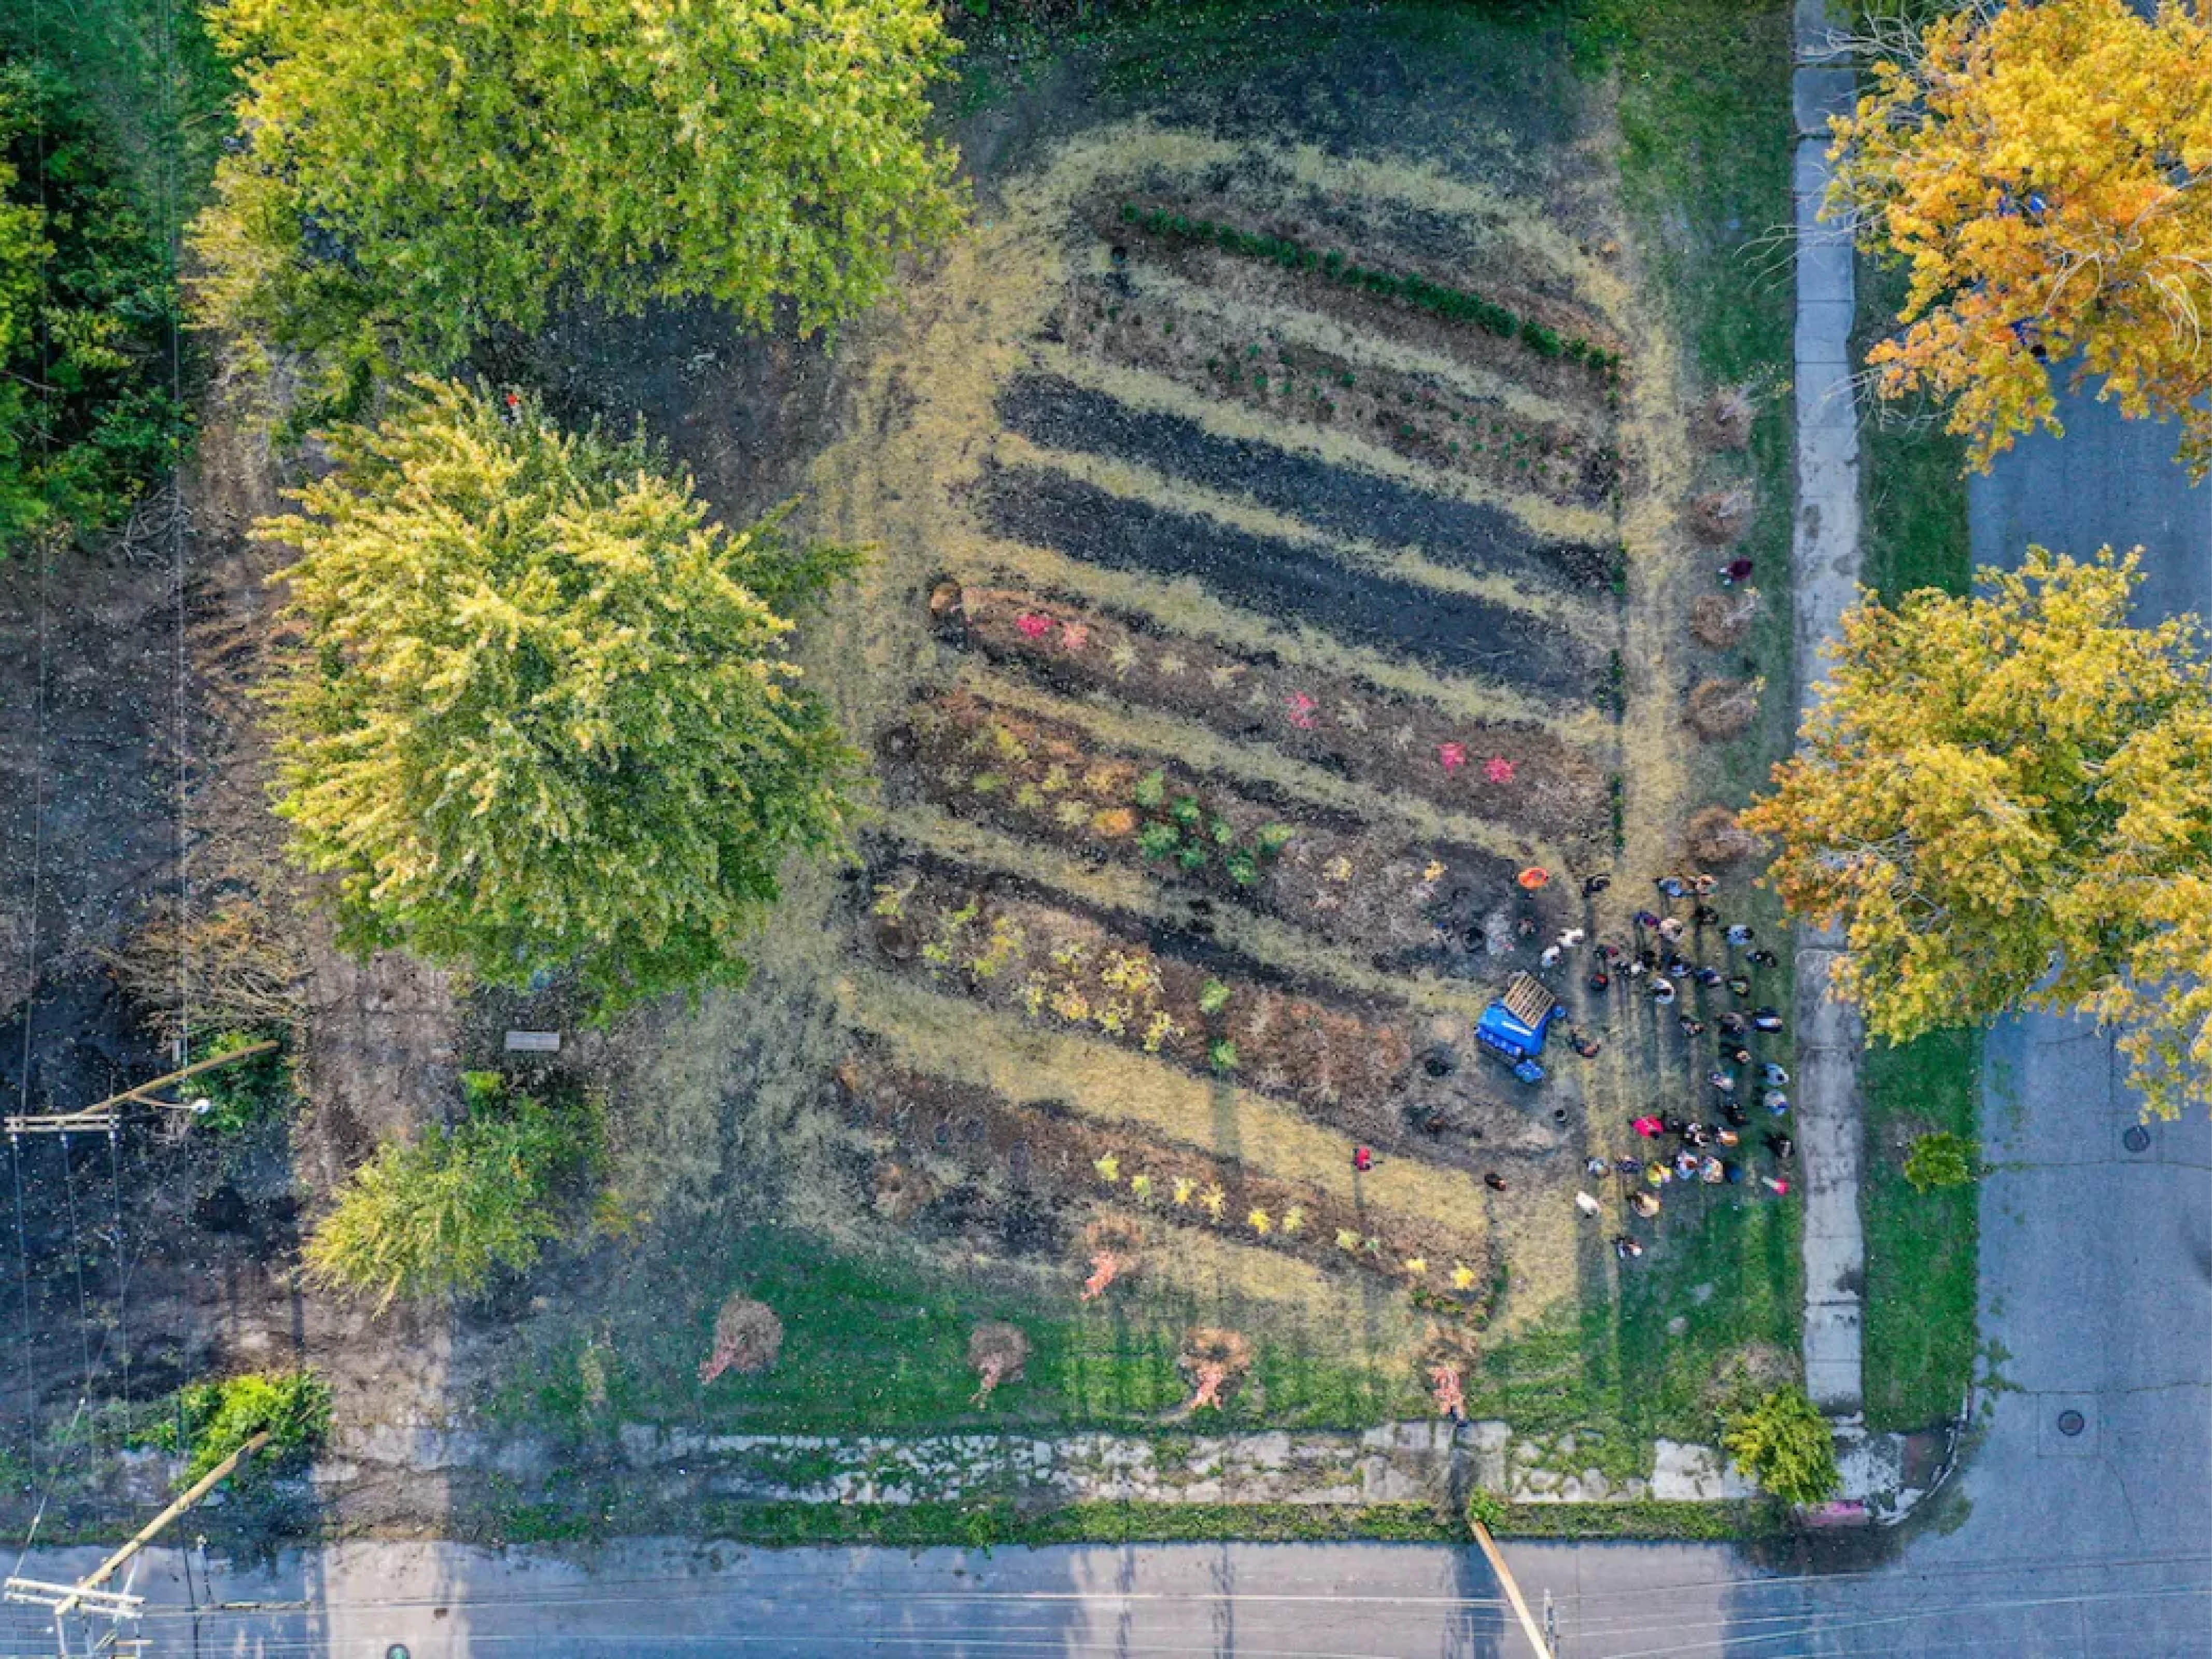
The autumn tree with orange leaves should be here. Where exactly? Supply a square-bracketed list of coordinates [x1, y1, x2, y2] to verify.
[1826, 0, 2212, 476]
[1744, 549, 2212, 1118]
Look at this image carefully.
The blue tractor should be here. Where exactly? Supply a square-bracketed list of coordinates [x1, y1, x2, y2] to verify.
[1475, 972, 1560, 1085]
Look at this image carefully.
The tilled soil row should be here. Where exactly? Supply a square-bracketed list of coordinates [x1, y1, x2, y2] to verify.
[838, 1053, 1498, 1316]
[998, 374, 1619, 596]
[1090, 200, 1618, 412]
[976, 465, 1605, 704]
[890, 690, 1547, 969]
[1052, 276, 1620, 510]
[943, 581, 1611, 847]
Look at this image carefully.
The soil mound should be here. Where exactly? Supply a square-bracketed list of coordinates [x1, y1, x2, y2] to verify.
[1687, 678, 1762, 742]
[1686, 806, 1763, 866]
[968, 1321, 1031, 1404]
[699, 1295, 784, 1383]
[1688, 589, 1759, 649]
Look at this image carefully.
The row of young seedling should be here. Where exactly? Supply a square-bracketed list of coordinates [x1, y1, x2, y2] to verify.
[1117, 201, 1622, 377]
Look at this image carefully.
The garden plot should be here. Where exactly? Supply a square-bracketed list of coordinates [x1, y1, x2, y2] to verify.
[996, 375, 1621, 595]
[457, 82, 1787, 1510]
[780, 122, 1680, 1373]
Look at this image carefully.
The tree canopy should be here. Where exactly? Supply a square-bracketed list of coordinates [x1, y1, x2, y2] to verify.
[192, 0, 965, 405]
[1826, 0, 2212, 477]
[1722, 1385, 1840, 1509]
[263, 376, 863, 1008]
[0, 55, 186, 551]
[1743, 548, 2212, 1116]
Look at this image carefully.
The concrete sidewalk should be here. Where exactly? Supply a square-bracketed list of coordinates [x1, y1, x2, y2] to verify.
[1789, 0, 1867, 1422]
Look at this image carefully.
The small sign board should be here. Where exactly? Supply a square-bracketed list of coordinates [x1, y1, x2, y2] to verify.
[503, 1030, 561, 1055]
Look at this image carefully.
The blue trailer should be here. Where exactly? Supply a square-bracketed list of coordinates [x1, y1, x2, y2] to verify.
[1475, 973, 1560, 1084]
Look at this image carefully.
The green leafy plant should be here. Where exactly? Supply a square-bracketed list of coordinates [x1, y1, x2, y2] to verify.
[193, 0, 966, 423]
[0, 57, 188, 552]
[1465, 1487, 1509, 1530]
[140, 1369, 331, 1486]
[1904, 1131, 1978, 1193]
[187, 1027, 294, 1133]
[1119, 203, 1620, 375]
[304, 1076, 602, 1311]
[1137, 822, 1182, 861]
[1209, 1040, 1238, 1073]
[261, 378, 862, 1014]
[1722, 1385, 1842, 1508]
[1197, 979, 1233, 1016]
[1133, 769, 1166, 809]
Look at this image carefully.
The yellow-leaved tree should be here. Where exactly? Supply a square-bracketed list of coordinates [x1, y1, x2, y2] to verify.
[1743, 547, 2212, 1117]
[263, 377, 863, 1011]
[192, 0, 965, 414]
[1825, 0, 2212, 476]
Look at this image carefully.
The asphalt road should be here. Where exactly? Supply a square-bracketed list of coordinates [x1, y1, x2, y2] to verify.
[6, 407, 2209, 1659]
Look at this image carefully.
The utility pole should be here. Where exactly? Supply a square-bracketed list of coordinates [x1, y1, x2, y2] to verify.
[6, 1431, 270, 1655]
[3, 1041, 276, 1137]
[1470, 1517, 1555, 1659]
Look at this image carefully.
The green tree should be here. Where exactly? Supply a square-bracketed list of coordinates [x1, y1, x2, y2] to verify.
[1722, 1385, 1841, 1509]
[191, 0, 965, 413]
[305, 1078, 595, 1310]
[1904, 1131, 1977, 1194]
[263, 377, 862, 1007]
[0, 55, 187, 551]
[1743, 547, 2212, 1117]
[146, 1370, 332, 1485]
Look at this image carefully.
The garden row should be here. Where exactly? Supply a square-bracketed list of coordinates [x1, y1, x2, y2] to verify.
[998, 375, 1623, 598]
[866, 870, 1527, 1154]
[838, 1056, 1498, 1316]
[1113, 202, 1621, 378]
[979, 466, 1605, 701]
[1055, 278, 1620, 508]
[939, 580, 1611, 845]
[889, 688, 1548, 963]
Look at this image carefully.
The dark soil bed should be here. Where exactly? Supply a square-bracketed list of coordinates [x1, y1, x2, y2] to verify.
[998, 374, 1618, 595]
[1053, 276, 1620, 508]
[977, 466, 1604, 702]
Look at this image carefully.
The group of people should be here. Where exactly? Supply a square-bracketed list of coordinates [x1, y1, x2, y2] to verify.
[1540, 871, 1797, 1263]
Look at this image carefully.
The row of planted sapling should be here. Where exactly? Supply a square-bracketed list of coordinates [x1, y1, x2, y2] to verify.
[1092, 197, 1621, 411]
[870, 868, 1405, 1104]
[887, 690, 1559, 966]
[837, 1057, 1500, 1315]
[868, 868, 1560, 1159]
[939, 580, 1612, 842]
[1054, 278, 1621, 508]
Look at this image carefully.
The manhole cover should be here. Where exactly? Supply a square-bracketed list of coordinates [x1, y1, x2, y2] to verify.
[2056, 1410, 2087, 1438]
[2123, 1124, 2152, 1154]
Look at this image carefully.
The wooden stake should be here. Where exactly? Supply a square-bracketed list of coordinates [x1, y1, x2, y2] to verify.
[1471, 1517, 1555, 1659]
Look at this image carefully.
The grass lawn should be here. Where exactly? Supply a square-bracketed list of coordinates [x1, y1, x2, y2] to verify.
[1854, 255, 1974, 603]
[486, 1226, 1424, 1441]
[1861, 1030, 1980, 1432]
[1850, 233, 1981, 1437]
